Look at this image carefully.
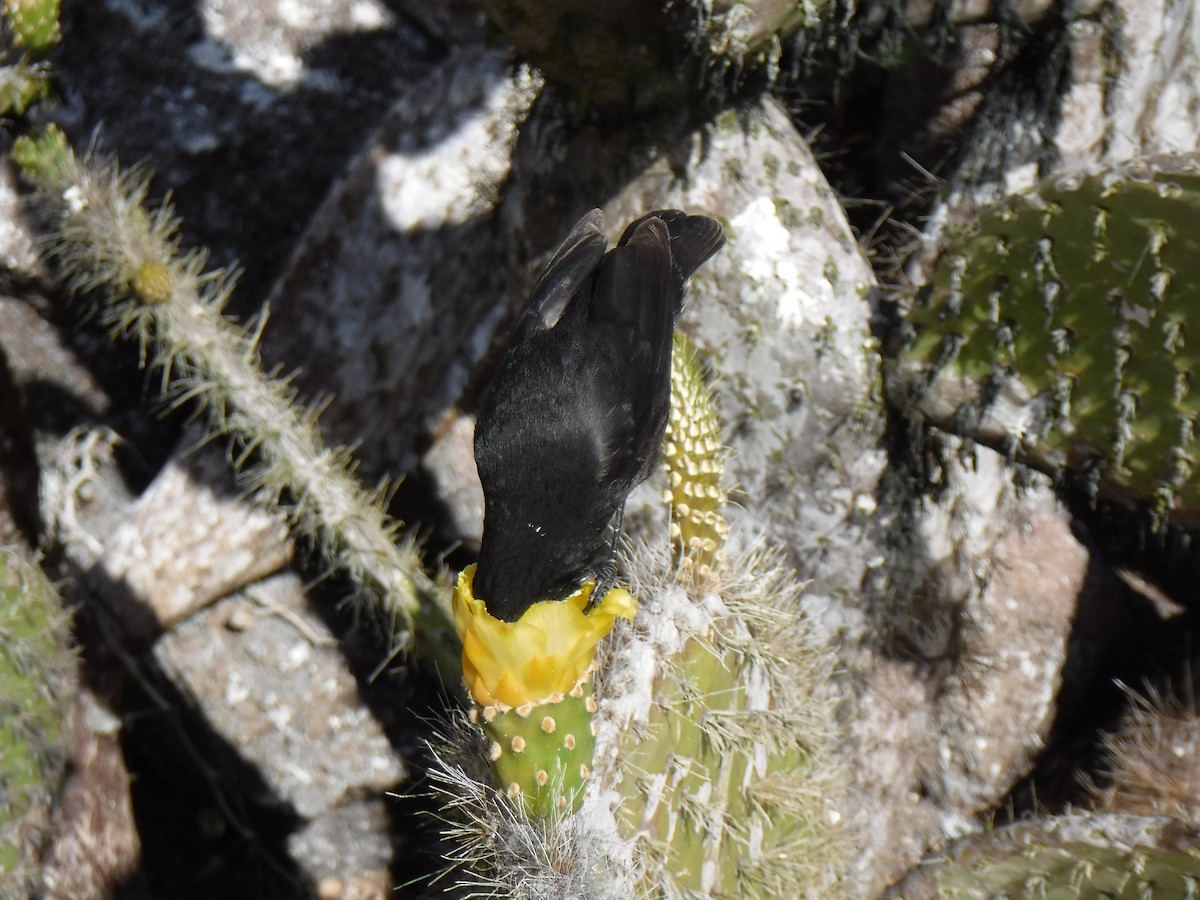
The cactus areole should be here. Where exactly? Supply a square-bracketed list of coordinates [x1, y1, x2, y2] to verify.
[453, 564, 636, 815]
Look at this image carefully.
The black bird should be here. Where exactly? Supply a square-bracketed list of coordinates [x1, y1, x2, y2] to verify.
[473, 209, 726, 622]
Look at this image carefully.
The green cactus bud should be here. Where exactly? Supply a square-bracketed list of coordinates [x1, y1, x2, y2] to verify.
[11, 126, 71, 190]
[476, 677, 598, 819]
[0, 0, 60, 118]
[0, 61, 49, 116]
[898, 157, 1200, 525]
[130, 260, 175, 306]
[0, 549, 73, 888]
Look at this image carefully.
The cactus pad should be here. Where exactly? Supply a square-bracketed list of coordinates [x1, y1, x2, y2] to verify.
[886, 813, 1200, 898]
[899, 157, 1200, 524]
[611, 569, 844, 896]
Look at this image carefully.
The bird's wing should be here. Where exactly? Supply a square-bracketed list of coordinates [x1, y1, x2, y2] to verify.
[509, 209, 608, 343]
[587, 216, 677, 485]
[618, 210, 727, 284]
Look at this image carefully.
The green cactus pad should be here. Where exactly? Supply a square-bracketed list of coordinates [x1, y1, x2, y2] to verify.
[0, 549, 73, 883]
[609, 331, 841, 895]
[886, 813, 1200, 898]
[616, 596, 842, 896]
[477, 677, 597, 819]
[899, 157, 1200, 523]
[665, 333, 728, 581]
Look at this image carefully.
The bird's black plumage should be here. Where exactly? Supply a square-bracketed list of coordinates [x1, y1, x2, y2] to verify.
[473, 209, 725, 622]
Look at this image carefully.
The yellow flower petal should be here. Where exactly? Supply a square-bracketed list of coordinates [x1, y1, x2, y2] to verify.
[452, 564, 638, 708]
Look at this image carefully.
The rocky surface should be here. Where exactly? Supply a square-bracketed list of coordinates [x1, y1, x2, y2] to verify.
[154, 572, 406, 884]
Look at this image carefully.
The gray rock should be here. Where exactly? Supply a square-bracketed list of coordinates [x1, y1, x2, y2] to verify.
[843, 436, 1119, 896]
[57, 0, 448, 303]
[154, 572, 406, 822]
[101, 439, 293, 630]
[287, 798, 393, 891]
[606, 99, 888, 646]
[262, 51, 541, 479]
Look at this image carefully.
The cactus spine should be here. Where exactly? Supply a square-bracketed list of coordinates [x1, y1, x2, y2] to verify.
[0, 549, 73, 892]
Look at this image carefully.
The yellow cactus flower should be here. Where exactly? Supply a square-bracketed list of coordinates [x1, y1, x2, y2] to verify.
[453, 564, 638, 708]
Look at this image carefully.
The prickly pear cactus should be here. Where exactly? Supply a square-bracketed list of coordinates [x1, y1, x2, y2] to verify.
[897, 156, 1200, 524]
[435, 333, 844, 897]
[885, 812, 1200, 899]
[0, 549, 73, 891]
[606, 562, 843, 897]
[599, 335, 844, 897]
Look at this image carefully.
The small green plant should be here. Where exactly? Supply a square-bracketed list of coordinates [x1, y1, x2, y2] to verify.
[0, 548, 73, 891]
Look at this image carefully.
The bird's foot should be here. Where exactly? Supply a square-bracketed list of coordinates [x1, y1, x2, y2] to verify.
[584, 561, 618, 614]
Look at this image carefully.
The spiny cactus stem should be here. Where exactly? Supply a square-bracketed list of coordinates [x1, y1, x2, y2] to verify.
[13, 130, 460, 680]
[665, 332, 729, 585]
[164, 294, 448, 617]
